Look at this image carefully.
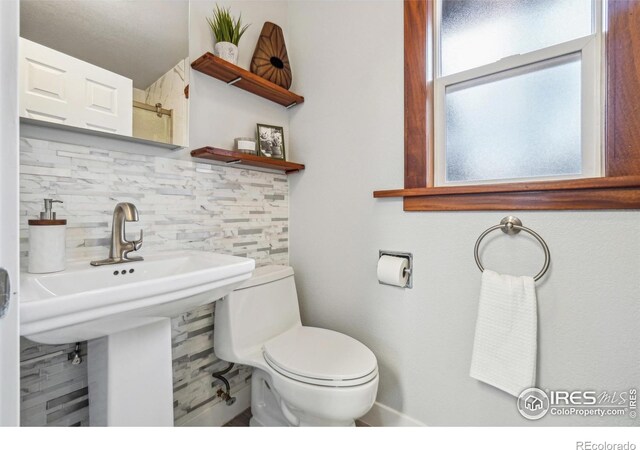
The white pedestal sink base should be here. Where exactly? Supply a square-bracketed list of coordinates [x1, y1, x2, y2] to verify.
[88, 318, 174, 426]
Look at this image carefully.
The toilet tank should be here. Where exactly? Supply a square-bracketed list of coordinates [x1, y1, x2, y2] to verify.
[214, 265, 302, 363]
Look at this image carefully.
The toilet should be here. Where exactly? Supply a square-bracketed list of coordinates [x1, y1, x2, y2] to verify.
[214, 265, 379, 426]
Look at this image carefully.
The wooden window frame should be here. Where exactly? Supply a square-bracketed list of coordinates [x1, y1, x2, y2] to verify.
[373, 0, 640, 211]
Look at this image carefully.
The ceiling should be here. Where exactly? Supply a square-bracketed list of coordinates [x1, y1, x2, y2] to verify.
[20, 0, 189, 89]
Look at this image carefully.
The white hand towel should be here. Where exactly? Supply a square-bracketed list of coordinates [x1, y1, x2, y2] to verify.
[470, 269, 537, 397]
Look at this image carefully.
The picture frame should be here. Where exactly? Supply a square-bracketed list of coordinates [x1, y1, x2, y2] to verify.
[256, 123, 286, 160]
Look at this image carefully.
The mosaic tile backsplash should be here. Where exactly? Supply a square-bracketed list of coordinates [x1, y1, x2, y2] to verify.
[19, 136, 289, 426]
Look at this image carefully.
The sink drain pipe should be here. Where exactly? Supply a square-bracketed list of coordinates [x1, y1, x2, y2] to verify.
[212, 363, 236, 406]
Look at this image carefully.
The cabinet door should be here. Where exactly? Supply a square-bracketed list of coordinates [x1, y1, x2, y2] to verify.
[78, 61, 132, 135]
[19, 38, 133, 136]
[19, 38, 75, 125]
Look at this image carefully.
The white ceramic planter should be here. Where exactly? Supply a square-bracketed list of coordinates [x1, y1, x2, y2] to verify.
[214, 42, 239, 65]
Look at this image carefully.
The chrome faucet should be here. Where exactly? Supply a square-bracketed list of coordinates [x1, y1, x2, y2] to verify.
[90, 203, 143, 266]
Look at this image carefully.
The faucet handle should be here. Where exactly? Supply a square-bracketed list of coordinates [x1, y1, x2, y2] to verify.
[132, 229, 143, 251]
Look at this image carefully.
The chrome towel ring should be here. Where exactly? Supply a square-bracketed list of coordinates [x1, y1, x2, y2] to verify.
[474, 216, 550, 282]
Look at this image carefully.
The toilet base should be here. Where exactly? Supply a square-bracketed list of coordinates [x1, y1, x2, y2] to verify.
[250, 368, 356, 427]
[250, 369, 290, 426]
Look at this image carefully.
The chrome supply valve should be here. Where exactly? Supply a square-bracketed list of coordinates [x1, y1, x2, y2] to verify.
[68, 343, 83, 365]
[216, 389, 236, 406]
[212, 362, 236, 406]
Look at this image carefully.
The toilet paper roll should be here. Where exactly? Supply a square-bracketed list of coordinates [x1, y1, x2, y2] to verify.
[377, 255, 409, 287]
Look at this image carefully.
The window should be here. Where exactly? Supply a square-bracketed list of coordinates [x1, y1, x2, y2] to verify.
[434, 0, 602, 186]
[373, 0, 640, 211]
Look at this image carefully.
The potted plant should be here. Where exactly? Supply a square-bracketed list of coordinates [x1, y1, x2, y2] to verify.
[207, 5, 250, 65]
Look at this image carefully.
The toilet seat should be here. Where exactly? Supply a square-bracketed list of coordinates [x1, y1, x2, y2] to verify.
[263, 326, 378, 387]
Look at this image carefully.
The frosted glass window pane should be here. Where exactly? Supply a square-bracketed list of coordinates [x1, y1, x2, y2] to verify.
[441, 0, 592, 75]
[445, 54, 582, 183]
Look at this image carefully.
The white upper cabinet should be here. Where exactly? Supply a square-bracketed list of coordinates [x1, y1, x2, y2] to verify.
[19, 38, 133, 136]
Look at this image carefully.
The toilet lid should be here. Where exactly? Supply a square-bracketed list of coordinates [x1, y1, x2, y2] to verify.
[263, 327, 378, 387]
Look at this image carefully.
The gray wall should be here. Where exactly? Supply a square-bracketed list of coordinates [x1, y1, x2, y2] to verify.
[288, 0, 640, 426]
[185, 0, 291, 158]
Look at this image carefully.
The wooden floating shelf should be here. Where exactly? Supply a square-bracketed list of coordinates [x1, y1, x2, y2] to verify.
[191, 147, 305, 174]
[191, 53, 304, 108]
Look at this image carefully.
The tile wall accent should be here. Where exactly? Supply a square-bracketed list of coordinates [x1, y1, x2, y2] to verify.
[19, 136, 289, 426]
[171, 304, 252, 426]
[20, 339, 89, 427]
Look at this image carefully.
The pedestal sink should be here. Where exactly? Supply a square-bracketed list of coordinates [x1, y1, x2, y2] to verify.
[20, 250, 255, 426]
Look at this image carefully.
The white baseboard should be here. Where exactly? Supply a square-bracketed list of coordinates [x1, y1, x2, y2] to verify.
[177, 384, 251, 427]
[360, 402, 426, 427]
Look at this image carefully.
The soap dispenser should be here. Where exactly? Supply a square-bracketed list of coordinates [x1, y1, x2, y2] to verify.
[28, 199, 67, 273]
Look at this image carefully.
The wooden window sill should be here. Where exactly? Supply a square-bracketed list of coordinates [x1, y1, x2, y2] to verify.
[395, 1, 640, 212]
[373, 176, 640, 210]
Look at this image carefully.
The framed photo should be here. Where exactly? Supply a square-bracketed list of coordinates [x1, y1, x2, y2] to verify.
[256, 124, 286, 160]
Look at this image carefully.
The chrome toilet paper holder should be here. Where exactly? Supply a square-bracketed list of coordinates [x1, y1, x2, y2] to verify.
[378, 250, 413, 289]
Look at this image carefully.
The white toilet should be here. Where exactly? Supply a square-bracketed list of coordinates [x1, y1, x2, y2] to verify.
[214, 265, 379, 426]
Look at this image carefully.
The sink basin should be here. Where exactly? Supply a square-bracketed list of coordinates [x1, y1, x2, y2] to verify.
[21, 250, 254, 343]
[20, 250, 255, 426]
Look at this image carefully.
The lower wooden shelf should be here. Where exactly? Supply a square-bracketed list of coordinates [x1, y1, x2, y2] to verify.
[191, 147, 305, 174]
